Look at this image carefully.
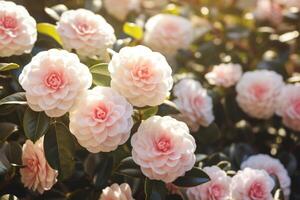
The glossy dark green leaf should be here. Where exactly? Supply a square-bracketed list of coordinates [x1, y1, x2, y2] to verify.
[0, 63, 19, 72]
[4, 142, 22, 166]
[139, 106, 158, 120]
[0, 92, 27, 106]
[23, 108, 50, 142]
[44, 122, 75, 180]
[117, 157, 143, 178]
[145, 178, 167, 200]
[94, 155, 113, 189]
[173, 167, 210, 187]
[0, 123, 18, 144]
[90, 63, 110, 76]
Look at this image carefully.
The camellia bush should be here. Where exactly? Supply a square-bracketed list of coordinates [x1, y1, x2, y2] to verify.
[1, 0, 300, 199]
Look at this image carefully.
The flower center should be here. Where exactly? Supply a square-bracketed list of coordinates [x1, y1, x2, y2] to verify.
[26, 158, 39, 173]
[193, 96, 203, 107]
[44, 72, 64, 90]
[293, 99, 300, 114]
[132, 65, 152, 81]
[209, 184, 223, 198]
[250, 84, 268, 100]
[249, 182, 265, 199]
[155, 137, 171, 153]
[93, 102, 109, 123]
[0, 16, 17, 29]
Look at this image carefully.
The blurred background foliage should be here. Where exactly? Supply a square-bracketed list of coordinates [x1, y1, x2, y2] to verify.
[0, 0, 300, 199]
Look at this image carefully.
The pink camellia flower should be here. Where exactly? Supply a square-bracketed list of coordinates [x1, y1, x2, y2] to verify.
[241, 154, 291, 198]
[254, 0, 283, 25]
[144, 14, 193, 57]
[103, 0, 141, 21]
[19, 49, 92, 117]
[57, 9, 116, 58]
[173, 79, 214, 132]
[131, 116, 196, 183]
[236, 70, 284, 119]
[205, 63, 242, 88]
[276, 84, 300, 132]
[186, 166, 231, 200]
[69, 86, 133, 153]
[0, 1, 37, 57]
[109, 45, 173, 107]
[231, 168, 275, 200]
[99, 183, 134, 200]
[20, 138, 58, 194]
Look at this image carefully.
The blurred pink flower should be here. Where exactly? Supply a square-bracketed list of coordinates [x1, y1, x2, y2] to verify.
[69, 86, 133, 153]
[0, 1, 37, 57]
[236, 70, 284, 119]
[254, 0, 283, 25]
[231, 168, 275, 200]
[241, 154, 291, 198]
[276, 0, 300, 9]
[103, 0, 141, 21]
[186, 166, 231, 200]
[276, 84, 300, 132]
[109, 45, 173, 107]
[173, 79, 214, 131]
[57, 9, 116, 58]
[99, 183, 134, 200]
[19, 49, 92, 117]
[144, 14, 193, 57]
[205, 63, 242, 88]
[131, 116, 196, 183]
[20, 138, 57, 194]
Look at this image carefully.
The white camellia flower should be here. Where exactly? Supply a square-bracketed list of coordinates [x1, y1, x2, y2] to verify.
[99, 183, 134, 200]
[173, 79, 214, 132]
[236, 70, 284, 119]
[187, 166, 231, 200]
[57, 9, 116, 59]
[241, 154, 291, 198]
[231, 168, 275, 200]
[0, 1, 37, 57]
[276, 84, 300, 132]
[205, 63, 242, 88]
[19, 49, 92, 117]
[144, 14, 193, 57]
[254, 0, 283, 25]
[109, 45, 173, 107]
[131, 116, 196, 183]
[103, 0, 141, 21]
[69, 86, 133, 153]
[20, 138, 58, 194]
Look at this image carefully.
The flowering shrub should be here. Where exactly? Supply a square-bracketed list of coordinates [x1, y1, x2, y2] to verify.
[0, 0, 300, 199]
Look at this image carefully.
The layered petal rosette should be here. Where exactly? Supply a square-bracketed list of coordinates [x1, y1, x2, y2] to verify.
[99, 183, 134, 200]
[69, 86, 133, 153]
[236, 70, 284, 119]
[20, 138, 58, 194]
[231, 168, 275, 200]
[0, 1, 37, 57]
[144, 14, 193, 57]
[19, 49, 92, 117]
[109, 45, 173, 107]
[186, 166, 231, 200]
[131, 116, 196, 183]
[57, 9, 116, 58]
[241, 154, 291, 198]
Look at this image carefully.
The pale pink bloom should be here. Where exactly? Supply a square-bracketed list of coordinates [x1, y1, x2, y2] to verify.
[0, 1, 37, 57]
[231, 168, 275, 200]
[187, 166, 231, 200]
[109, 45, 173, 107]
[254, 0, 283, 25]
[69, 86, 133, 153]
[20, 138, 58, 194]
[241, 154, 291, 198]
[19, 49, 92, 117]
[99, 183, 134, 200]
[144, 14, 193, 57]
[276, 84, 300, 132]
[103, 0, 141, 21]
[57, 9, 116, 58]
[173, 79, 214, 131]
[131, 116, 196, 183]
[236, 70, 284, 119]
[205, 63, 242, 88]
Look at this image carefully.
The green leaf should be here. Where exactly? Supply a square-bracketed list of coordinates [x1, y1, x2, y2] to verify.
[0, 123, 18, 144]
[145, 179, 167, 200]
[123, 22, 144, 40]
[44, 122, 75, 180]
[90, 63, 110, 76]
[195, 123, 221, 144]
[173, 167, 210, 187]
[37, 23, 62, 46]
[23, 108, 50, 142]
[4, 142, 22, 166]
[116, 157, 143, 178]
[0, 194, 19, 200]
[139, 106, 158, 120]
[0, 92, 27, 106]
[0, 63, 19, 72]
[94, 155, 113, 190]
